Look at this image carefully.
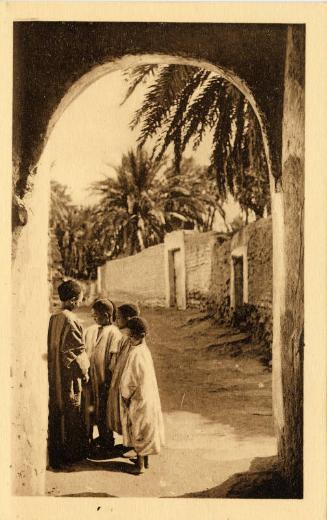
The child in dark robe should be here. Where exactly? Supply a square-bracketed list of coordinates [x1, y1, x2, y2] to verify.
[48, 280, 90, 468]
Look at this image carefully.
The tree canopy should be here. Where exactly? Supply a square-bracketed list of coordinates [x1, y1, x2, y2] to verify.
[49, 151, 224, 279]
[50, 181, 105, 280]
[91, 149, 222, 258]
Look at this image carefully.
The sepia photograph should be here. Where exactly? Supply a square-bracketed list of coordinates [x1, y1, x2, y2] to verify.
[2, 2, 327, 518]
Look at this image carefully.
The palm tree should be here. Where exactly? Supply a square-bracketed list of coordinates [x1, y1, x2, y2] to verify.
[50, 180, 73, 228]
[91, 149, 215, 258]
[91, 149, 167, 257]
[160, 157, 229, 233]
[50, 182, 105, 280]
[59, 205, 109, 280]
[49, 180, 72, 282]
[122, 64, 270, 219]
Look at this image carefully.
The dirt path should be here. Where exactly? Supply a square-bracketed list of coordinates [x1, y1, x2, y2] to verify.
[46, 305, 276, 497]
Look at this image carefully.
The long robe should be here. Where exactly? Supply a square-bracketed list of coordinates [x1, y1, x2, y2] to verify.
[120, 340, 165, 456]
[84, 324, 122, 441]
[48, 309, 90, 467]
[107, 328, 131, 435]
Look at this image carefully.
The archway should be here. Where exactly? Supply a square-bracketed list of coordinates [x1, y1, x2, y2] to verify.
[11, 23, 304, 497]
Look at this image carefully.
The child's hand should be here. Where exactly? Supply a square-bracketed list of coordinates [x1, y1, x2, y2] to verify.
[82, 373, 89, 384]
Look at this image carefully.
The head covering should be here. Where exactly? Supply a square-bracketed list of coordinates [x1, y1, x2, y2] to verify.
[118, 303, 140, 320]
[58, 280, 82, 302]
[92, 298, 114, 317]
[126, 316, 148, 338]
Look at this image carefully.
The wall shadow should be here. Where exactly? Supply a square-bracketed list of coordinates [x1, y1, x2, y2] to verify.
[175, 457, 292, 499]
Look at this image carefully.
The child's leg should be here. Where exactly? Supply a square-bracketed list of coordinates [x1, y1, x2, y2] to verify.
[97, 385, 114, 448]
[136, 455, 145, 474]
[144, 455, 149, 468]
[97, 421, 114, 448]
[62, 374, 89, 462]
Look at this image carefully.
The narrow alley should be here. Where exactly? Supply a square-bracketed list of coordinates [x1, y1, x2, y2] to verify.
[46, 305, 276, 498]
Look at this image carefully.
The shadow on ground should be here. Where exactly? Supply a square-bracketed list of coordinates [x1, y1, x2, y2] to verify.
[49, 456, 292, 498]
[176, 457, 291, 498]
[49, 458, 139, 476]
[62, 492, 117, 497]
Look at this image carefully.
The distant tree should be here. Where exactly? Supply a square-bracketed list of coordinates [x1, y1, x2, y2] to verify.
[91, 148, 167, 257]
[160, 157, 229, 233]
[50, 181, 104, 280]
[50, 180, 72, 228]
[48, 227, 64, 287]
[49, 180, 71, 283]
[229, 215, 245, 234]
[91, 149, 219, 258]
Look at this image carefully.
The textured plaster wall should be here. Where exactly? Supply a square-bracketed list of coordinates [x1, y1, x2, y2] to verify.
[11, 163, 49, 495]
[278, 25, 304, 497]
[99, 221, 272, 313]
[211, 218, 272, 312]
[246, 218, 273, 310]
[184, 231, 220, 306]
[211, 239, 231, 308]
[99, 244, 166, 307]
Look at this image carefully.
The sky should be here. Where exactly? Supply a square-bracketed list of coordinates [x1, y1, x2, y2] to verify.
[41, 68, 241, 230]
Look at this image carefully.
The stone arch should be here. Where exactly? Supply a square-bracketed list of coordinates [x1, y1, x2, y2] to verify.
[11, 24, 304, 497]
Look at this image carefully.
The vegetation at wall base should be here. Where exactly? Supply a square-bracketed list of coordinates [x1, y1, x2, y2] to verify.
[216, 300, 272, 368]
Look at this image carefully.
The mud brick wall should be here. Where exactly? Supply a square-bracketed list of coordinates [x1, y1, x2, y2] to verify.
[211, 239, 231, 307]
[211, 217, 272, 312]
[230, 217, 273, 311]
[247, 217, 273, 310]
[184, 232, 221, 306]
[98, 243, 166, 306]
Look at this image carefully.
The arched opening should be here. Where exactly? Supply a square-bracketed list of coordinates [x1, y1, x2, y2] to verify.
[40, 54, 278, 496]
[45, 54, 274, 181]
[11, 25, 304, 498]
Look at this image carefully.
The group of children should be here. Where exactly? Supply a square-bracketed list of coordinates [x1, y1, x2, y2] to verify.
[47, 279, 165, 475]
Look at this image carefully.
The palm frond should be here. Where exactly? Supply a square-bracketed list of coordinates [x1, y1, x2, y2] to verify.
[126, 64, 270, 217]
[132, 65, 199, 143]
[151, 69, 209, 168]
[182, 75, 227, 151]
[121, 64, 159, 105]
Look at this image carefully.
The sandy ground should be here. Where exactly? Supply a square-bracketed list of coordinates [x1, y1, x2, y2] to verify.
[46, 305, 276, 498]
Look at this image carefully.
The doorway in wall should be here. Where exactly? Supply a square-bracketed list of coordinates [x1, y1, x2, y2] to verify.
[168, 248, 184, 309]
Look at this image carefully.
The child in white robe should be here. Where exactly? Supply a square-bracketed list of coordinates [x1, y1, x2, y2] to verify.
[120, 317, 165, 474]
[107, 303, 140, 436]
[85, 299, 122, 454]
